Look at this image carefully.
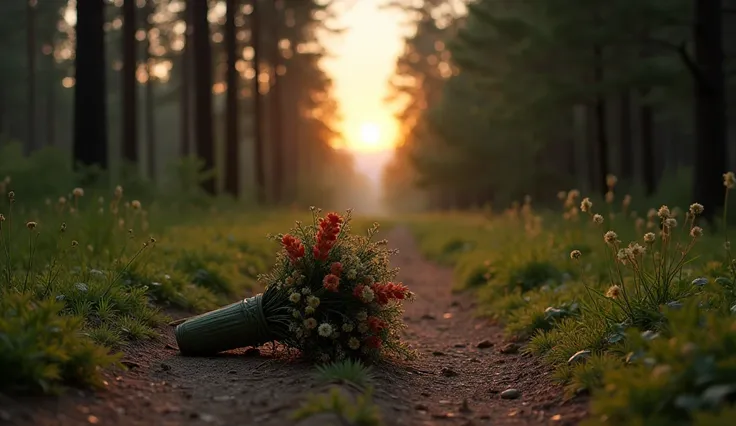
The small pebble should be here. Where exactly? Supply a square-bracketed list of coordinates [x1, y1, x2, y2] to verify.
[441, 367, 458, 377]
[500, 389, 521, 399]
[454, 343, 467, 348]
[432, 351, 445, 356]
[499, 343, 519, 354]
[420, 314, 436, 320]
[228, 370, 237, 375]
[477, 339, 494, 349]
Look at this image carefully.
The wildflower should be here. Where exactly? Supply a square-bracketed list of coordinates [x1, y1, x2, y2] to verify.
[348, 337, 361, 350]
[72, 187, 84, 197]
[289, 292, 301, 303]
[292, 309, 301, 319]
[605, 191, 614, 204]
[365, 336, 382, 349]
[317, 323, 333, 337]
[330, 262, 343, 276]
[726, 242, 732, 251]
[644, 232, 656, 243]
[285, 277, 295, 286]
[26, 221, 37, 230]
[301, 287, 311, 295]
[360, 286, 375, 303]
[58, 196, 67, 205]
[658, 205, 670, 219]
[367, 317, 387, 333]
[114, 185, 123, 198]
[622, 194, 632, 207]
[357, 322, 369, 333]
[689, 203, 704, 216]
[307, 295, 320, 308]
[604, 231, 618, 245]
[305, 306, 315, 315]
[593, 214, 604, 224]
[281, 234, 305, 263]
[131, 200, 141, 210]
[606, 174, 618, 189]
[347, 269, 357, 280]
[303, 318, 318, 329]
[323, 274, 340, 292]
[664, 218, 677, 229]
[0, 214, 4, 223]
[724, 172, 736, 189]
[370, 282, 410, 305]
[617, 249, 629, 262]
[71, 240, 79, 247]
[8, 191, 15, 200]
[570, 250, 582, 260]
[312, 212, 344, 261]
[629, 243, 646, 257]
[580, 198, 592, 213]
[342, 323, 354, 332]
[606, 285, 621, 299]
[356, 310, 368, 321]
[690, 226, 703, 238]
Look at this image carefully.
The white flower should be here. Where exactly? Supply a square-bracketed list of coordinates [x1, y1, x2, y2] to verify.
[360, 286, 375, 303]
[304, 318, 318, 329]
[342, 323, 354, 332]
[347, 269, 357, 280]
[348, 337, 360, 350]
[358, 322, 369, 334]
[307, 295, 321, 308]
[289, 292, 301, 303]
[301, 287, 311, 295]
[305, 306, 315, 315]
[356, 310, 368, 321]
[318, 323, 333, 337]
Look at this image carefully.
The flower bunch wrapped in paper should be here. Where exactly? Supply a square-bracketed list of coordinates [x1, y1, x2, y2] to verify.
[175, 209, 414, 362]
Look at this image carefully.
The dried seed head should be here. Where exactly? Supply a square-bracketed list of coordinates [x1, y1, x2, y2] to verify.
[60, 222, 67, 232]
[622, 194, 632, 207]
[71, 240, 79, 247]
[593, 214, 604, 225]
[8, 191, 15, 200]
[690, 226, 703, 238]
[724, 172, 736, 189]
[580, 198, 593, 213]
[605, 191, 614, 204]
[664, 218, 677, 228]
[606, 174, 618, 189]
[606, 285, 621, 299]
[72, 187, 84, 197]
[0, 213, 4, 222]
[26, 221, 37, 230]
[644, 232, 656, 244]
[689, 203, 704, 216]
[604, 231, 618, 245]
[628, 243, 646, 257]
[647, 208, 657, 220]
[658, 205, 671, 219]
[557, 191, 567, 201]
[570, 250, 582, 260]
[114, 185, 123, 198]
[58, 196, 67, 205]
[131, 200, 141, 210]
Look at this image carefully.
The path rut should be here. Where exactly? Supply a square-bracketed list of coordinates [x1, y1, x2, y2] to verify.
[1, 227, 587, 426]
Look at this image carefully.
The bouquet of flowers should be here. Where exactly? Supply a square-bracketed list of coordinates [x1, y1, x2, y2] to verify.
[175, 209, 414, 362]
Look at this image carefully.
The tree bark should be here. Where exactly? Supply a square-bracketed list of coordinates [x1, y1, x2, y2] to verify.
[251, 0, 267, 203]
[73, 0, 108, 169]
[269, 1, 284, 204]
[224, 0, 239, 197]
[692, 0, 727, 220]
[122, 0, 138, 163]
[192, 0, 216, 194]
[180, 3, 192, 157]
[145, 6, 156, 181]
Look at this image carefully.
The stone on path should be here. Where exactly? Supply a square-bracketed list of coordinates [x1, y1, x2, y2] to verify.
[476, 339, 493, 349]
[500, 389, 521, 400]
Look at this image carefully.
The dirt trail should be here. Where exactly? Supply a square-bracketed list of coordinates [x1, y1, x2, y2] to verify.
[1, 227, 586, 426]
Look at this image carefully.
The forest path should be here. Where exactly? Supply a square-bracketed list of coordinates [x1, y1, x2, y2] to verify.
[1, 227, 586, 426]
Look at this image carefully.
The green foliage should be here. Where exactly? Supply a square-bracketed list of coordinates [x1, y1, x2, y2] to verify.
[291, 387, 383, 426]
[315, 359, 375, 389]
[0, 292, 121, 393]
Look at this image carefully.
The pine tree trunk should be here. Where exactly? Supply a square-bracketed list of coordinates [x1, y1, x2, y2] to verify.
[180, 3, 192, 157]
[269, 1, 284, 205]
[73, 0, 108, 169]
[121, 0, 138, 164]
[191, 0, 216, 194]
[224, 0, 239, 197]
[692, 0, 727, 220]
[251, 0, 267, 203]
[145, 6, 156, 181]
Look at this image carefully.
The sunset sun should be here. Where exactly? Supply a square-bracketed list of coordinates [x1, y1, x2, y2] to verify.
[359, 122, 381, 147]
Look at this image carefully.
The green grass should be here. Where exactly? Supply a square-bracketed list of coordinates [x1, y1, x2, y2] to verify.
[407, 184, 736, 425]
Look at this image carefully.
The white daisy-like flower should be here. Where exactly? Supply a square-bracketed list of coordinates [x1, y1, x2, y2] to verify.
[305, 306, 315, 315]
[360, 286, 375, 303]
[358, 322, 369, 334]
[356, 310, 368, 321]
[318, 323, 333, 337]
[304, 318, 318, 329]
[307, 295, 321, 308]
[289, 292, 301, 303]
[347, 269, 357, 280]
[348, 337, 360, 350]
[301, 287, 311, 295]
[342, 322, 354, 332]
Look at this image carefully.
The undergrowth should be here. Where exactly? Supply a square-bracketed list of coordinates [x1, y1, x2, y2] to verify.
[410, 174, 736, 425]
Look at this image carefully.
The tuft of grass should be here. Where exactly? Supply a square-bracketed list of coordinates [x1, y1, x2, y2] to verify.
[291, 386, 383, 426]
[315, 359, 375, 389]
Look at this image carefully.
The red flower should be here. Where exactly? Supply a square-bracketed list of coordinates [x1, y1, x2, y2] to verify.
[365, 336, 382, 349]
[330, 262, 343, 277]
[367, 317, 386, 333]
[312, 212, 344, 261]
[352, 284, 365, 299]
[281, 234, 305, 263]
[323, 274, 340, 292]
[370, 282, 410, 305]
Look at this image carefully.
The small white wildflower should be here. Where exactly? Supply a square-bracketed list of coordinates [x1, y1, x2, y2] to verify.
[289, 292, 301, 303]
[356, 310, 368, 321]
[317, 323, 333, 337]
[304, 318, 318, 329]
[342, 322, 354, 332]
[301, 287, 311, 295]
[348, 337, 361, 350]
[604, 231, 618, 245]
[360, 286, 375, 303]
[644, 232, 656, 243]
[689, 203, 704, 216]
[690, 226, 703, 238]
[593, 214, 604, 224]
[305, 306, 315, 315]
[307, 295, 320, 308]
[580, 198, 592, 213]
[658, 205, 670, 219]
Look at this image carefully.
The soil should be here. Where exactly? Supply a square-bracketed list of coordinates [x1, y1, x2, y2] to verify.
[0, 227, 588, 426]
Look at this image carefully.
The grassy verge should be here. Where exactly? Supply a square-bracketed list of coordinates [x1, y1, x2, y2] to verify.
[408, 179, 736, 425]
[0, 179, 387, 394]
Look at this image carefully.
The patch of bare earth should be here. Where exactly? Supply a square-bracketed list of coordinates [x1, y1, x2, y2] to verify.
[0, 227, 587, 426]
